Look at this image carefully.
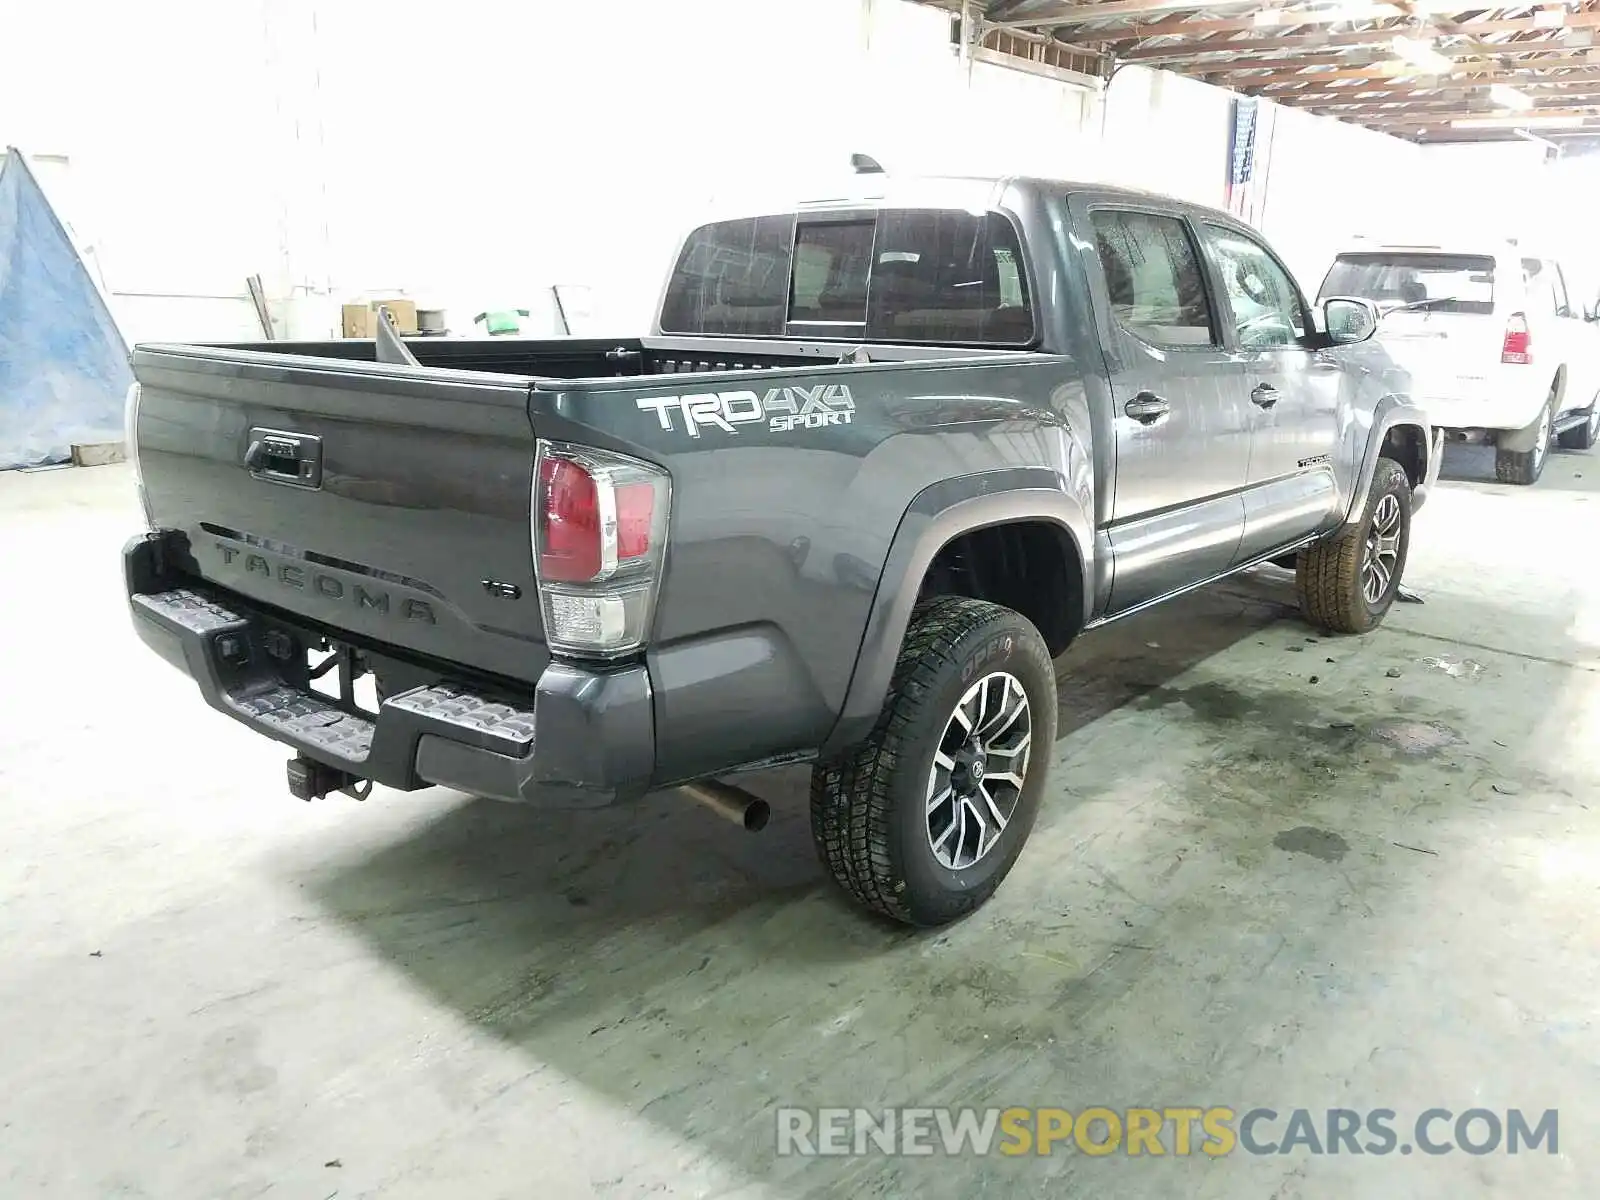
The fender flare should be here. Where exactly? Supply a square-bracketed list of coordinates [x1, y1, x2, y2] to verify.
[1345, 398, 1436, 526]
[820, 467, 1091, 756]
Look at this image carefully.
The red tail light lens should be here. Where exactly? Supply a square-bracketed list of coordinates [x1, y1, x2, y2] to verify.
[1502, 314, 1532, 364]
[537, 457, 601, 582]
[615, 482, 656, 561]
[536, 461, 659, 583]
[533, 441, 671, 658]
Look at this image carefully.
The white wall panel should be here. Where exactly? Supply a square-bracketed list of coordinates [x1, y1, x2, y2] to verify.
[13, 0, 1563, 343]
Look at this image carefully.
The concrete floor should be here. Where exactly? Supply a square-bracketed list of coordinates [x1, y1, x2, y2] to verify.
[2, 451, 1597, 1199]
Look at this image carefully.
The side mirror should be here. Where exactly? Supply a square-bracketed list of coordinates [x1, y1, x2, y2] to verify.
[1323, 296, 1379, 345]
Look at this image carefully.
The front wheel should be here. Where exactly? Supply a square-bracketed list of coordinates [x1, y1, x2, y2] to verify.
[1297, 457, 1413, 634]
[810, 596, 1056, 927]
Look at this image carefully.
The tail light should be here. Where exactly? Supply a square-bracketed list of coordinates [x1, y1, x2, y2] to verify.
[124, 381, 155, 529]
[1501, 313, 1532, 364]
[533, 440, 670, 658]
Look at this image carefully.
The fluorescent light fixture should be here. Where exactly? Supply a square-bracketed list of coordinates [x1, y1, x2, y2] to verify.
[1391, 35, 1454, 75]
[1489, 84, 1535, 110]
[1451, 114, 1587, 129]
[1534, 6, 1566, 28]
[1253, 9, 1286, 27]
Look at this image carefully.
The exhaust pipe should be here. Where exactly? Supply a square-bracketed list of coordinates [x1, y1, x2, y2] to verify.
[680, 779, 770, 832]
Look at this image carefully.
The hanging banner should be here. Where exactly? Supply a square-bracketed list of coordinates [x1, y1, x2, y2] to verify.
[1225, 96, 1260, 222]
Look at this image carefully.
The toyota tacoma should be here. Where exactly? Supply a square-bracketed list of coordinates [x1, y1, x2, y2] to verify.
[123, 174, 1441, 926]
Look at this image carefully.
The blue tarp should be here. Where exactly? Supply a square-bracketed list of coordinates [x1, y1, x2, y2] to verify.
[0, 147, 131, 469]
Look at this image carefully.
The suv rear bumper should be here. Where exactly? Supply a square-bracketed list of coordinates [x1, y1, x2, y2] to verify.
[1419, 377, 1551, 433]
[124, 533, 655, 808]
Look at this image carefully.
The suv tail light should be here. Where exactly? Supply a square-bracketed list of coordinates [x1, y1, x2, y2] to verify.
[1502, 313, 1532, 364]
[533, 440, 670, 658]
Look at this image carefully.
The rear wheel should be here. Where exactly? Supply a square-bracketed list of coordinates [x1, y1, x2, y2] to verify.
[1297, 457, 1412, 635]
[1558, 396, 1600, 451]
[810, 596, 1055, 927]
[1496, 387, 1556, 484]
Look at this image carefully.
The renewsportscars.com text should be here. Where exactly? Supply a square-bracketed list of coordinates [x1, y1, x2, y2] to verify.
[776, 1106, 1559, 1158]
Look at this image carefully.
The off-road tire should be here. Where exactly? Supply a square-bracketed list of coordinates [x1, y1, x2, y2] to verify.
[1297, 457, 1412, 635]
[810, 596, 1056, 927]
[1558, 399, 1599, 451]
[1497, 389, 1556, 484]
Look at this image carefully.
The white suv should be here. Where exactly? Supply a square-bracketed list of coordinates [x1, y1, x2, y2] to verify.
[1318, 242, 1600, 484]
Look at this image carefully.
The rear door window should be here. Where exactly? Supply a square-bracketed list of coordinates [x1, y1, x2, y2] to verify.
[658, 215, 795, 336]
[1089, 209, 1216, 348]
[1320, 253, 1496, 316]
[866, 211, 1035, 346]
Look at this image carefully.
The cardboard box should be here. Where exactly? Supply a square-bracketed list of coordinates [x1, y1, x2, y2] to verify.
[341, 303, 375, 339]
[341, 299, 420, 338]
[370, 298, 418, 335]
[71, 441, 127, 467]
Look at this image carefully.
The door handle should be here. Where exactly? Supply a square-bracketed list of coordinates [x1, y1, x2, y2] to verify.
[1124, 392, 1171, 425]
[1251, 383, 1280, 409]
[245, 427, 323, 489]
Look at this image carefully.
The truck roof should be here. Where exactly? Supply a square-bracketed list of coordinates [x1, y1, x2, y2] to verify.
[783, 173, 1238, 224]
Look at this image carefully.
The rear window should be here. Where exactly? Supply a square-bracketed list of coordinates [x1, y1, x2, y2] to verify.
[789, 220, 875, 327]
[866, 211, 1034, 346]
[1319, 252, 1496, 316]
[658, 209, 1034, 346]
[658, 214, 795, 337]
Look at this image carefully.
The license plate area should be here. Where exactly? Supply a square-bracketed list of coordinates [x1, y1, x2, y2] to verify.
[306, 642, 382, 718]
[228, 623, 382, 720]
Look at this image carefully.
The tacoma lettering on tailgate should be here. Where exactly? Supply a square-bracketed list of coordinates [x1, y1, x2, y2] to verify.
[215, 543, 436, 624]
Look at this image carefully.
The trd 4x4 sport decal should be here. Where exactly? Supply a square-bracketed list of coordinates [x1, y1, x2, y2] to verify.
[637, 383, 855, 438]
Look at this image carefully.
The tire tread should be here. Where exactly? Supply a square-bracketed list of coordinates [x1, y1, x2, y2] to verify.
[810, 596, 1043, 925]
[1297, 457, 1409, 635]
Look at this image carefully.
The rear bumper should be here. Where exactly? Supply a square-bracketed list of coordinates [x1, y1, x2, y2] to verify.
[124, 533, 655, 808]
[1418, 377, 1548, 433]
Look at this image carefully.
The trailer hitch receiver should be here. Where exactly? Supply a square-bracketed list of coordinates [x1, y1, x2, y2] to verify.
[286, 755, 371, 801]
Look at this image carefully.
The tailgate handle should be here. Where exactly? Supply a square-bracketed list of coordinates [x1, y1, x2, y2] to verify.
[246, 428, 323, 489]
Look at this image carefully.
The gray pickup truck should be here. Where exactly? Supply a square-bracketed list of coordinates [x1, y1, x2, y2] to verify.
[124, 174, 1441, 926]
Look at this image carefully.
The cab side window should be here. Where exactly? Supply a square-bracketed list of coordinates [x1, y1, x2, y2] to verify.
[1551, 261, 1573, 318]
[1089, 209, 1216, 349]
[1522, 258, 1562, 317]
[1204, 225, 1308, 349]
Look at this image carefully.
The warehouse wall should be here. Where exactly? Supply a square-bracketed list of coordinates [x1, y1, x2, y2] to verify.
[0, 2, 284, 343]
[271, 0, 1102, 336]
[1256, 103, 1434, 289]
[13, 0, 1577, 346]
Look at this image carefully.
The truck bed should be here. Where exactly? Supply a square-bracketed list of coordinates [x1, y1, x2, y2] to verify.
[208, 334, 1019, 380]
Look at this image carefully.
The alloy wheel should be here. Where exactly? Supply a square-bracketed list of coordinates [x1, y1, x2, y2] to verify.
[1362, 493, 1403, 606]
[925, 671, 1032, 870]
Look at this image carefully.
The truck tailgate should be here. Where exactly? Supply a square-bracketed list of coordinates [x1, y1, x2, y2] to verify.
[132, 346, 547, 682]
